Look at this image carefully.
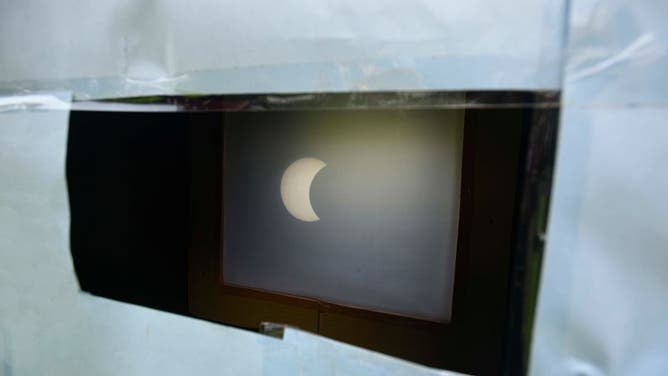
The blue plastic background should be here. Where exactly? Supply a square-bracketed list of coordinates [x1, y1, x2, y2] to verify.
[1, 0, 668, 374]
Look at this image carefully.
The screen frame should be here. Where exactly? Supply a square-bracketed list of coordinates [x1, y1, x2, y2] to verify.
[187, 91, 543, 372]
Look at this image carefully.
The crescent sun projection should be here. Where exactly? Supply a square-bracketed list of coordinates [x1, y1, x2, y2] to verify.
[280, 157, 327, 222]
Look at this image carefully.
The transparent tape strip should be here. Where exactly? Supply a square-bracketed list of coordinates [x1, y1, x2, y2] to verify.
[65, 91, 560, 113]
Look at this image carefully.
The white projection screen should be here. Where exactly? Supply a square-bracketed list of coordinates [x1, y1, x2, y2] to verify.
[222, 110, 464, 321]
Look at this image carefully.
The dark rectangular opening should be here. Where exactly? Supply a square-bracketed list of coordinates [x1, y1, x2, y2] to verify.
[67, 91, 559, 376]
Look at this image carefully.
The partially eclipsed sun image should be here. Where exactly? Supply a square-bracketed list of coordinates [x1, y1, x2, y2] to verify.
[280, 157, 327, 222]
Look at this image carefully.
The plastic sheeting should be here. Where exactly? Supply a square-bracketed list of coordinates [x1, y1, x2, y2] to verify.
[0, 0, 567, 99]
[530, 0, 668, 374]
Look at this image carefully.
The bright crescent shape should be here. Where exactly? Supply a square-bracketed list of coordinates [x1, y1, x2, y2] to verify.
[280, 158, 326, 222]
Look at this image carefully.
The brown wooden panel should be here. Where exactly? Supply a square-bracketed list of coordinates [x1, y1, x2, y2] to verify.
[448, 108, 524, 375]
[319, 311, 451, 368]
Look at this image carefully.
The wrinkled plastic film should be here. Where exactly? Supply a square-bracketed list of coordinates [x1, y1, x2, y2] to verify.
[0, 1, 567, 100]
[530, 0, 668, 375]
